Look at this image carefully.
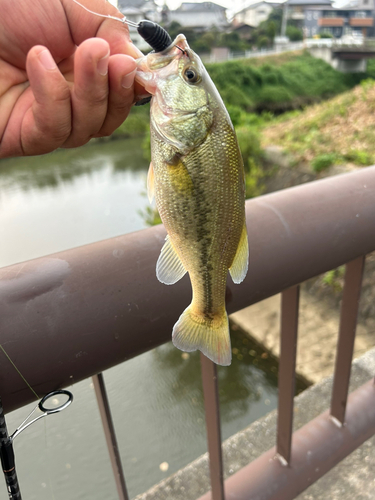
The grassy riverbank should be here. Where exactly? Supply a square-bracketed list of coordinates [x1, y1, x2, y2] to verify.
[261, 78, 375, 171]
[207, 51, 365, 114]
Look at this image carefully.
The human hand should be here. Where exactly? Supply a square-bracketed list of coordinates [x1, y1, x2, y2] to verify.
[0, 0, 145, 158]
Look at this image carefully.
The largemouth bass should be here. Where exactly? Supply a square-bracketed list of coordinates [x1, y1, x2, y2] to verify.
[136, 35, 248, 366]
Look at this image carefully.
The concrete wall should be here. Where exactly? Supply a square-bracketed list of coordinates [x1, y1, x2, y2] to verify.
[308, 46, 368, 72]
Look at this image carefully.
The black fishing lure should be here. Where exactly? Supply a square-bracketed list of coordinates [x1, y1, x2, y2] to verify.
[72, 1, 173, 105]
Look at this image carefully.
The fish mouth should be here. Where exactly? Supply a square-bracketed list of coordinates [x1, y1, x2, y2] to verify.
[135, 34, 190, 96]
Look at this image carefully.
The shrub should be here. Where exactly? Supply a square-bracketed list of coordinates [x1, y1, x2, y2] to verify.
[226, 105, 242, 126]
[286, 26, 303, 41]
[257, 36, 270, 48]
[236, 126, 263, 171]
[113, 107, 149, 137]
[311, 153, 337, 172]
[245, 159, 264, 198]
[344, 149, 373, 166]
[320, 32, 333, 39]
[322, 266, 344, 292]
[220, 84, 254, 110]
[257, 85, 293, 105]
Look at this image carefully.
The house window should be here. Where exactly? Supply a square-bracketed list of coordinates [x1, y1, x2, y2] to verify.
[313, 11, 319, 19]
[312, 27, 317, 35]
[355, 11, 366, 17]
[306, 11, 312, 20]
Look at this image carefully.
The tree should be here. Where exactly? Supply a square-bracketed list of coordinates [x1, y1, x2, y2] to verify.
[286, 26, 303, 41]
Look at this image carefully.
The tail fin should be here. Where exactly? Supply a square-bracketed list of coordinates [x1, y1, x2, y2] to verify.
[172, 306, 231, 366]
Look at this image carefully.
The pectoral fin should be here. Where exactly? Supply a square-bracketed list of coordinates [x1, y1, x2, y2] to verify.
[157, 236, 187, 285]
[147, 162, 155, 203]
[229, 223, 249, 284]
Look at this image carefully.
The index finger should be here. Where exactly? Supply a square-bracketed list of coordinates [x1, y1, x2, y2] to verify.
[61, 0, 142, 58]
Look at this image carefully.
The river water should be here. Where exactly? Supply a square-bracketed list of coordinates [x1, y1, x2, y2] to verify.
[0, 138, 296, 499]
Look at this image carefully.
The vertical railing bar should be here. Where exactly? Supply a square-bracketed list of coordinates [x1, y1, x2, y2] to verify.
[92, 373, 130, 500]
[200, 353, 225, 500]
[330, 256, 365, 425]
[276, 285, 300, 465]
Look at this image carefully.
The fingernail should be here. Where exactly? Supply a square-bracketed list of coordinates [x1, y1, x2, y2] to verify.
[39, 50, 56, 70]
[122, 68, 137, 89]
[97, 52, 109, 76]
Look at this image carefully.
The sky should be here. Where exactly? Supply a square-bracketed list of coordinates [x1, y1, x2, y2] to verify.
[110, 0, 347, 15]
[161, 0, 347, 11]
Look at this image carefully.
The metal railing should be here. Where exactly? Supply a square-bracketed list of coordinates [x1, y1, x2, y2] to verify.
[201, 38, 375, 63]
[1, 167, 375, 499]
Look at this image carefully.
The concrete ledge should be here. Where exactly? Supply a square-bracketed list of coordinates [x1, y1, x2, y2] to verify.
[134, 348, 375, 500]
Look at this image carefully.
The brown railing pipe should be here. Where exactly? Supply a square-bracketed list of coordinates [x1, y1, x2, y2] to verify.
[197, 378, 375, 500]
[1, 167, 375, 412]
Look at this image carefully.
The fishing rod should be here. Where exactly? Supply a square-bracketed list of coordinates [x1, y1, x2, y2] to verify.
[0, 390, 73, 500]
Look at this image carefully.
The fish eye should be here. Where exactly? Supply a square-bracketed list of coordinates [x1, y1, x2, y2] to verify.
[183, 67, 200, 84]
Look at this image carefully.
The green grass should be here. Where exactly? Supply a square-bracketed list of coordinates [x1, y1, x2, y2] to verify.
[311, 153, 337, 172]
[207, 51, 365, 113]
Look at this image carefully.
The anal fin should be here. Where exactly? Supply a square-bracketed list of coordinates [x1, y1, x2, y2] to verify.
[157, 235, 187, 285]
[229, 222, 249, 284]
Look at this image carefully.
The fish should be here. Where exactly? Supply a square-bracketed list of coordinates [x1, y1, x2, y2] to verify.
[136, 34, 249, 366]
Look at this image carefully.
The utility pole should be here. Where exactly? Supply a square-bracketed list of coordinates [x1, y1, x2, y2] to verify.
[281, 0, 288, 37]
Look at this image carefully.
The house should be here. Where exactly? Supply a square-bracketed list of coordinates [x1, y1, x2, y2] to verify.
[168, 2, 229, 30]
[315, 0, 375, 38]
[117, 0, 159, 21]
[232, 1, 282, 28]
[232, 23, 255, 42]
[284, 0, 332, 31]
[285, 0, 375, 38]
[117, 0, 160, 50]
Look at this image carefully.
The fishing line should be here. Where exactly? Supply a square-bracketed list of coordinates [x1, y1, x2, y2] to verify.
[72, 0, 173, 53]
[0, 344, 39, 401]
[72, 0, 138, 26]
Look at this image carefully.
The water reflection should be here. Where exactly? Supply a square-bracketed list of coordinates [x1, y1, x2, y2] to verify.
[0, 138, 147, 193]
[152, 328, 281, 425]
[0, 138, 149, 268]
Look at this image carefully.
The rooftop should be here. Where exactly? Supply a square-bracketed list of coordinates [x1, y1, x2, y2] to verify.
[174, 1, 227, 12]
[287, 0, 332, 5]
